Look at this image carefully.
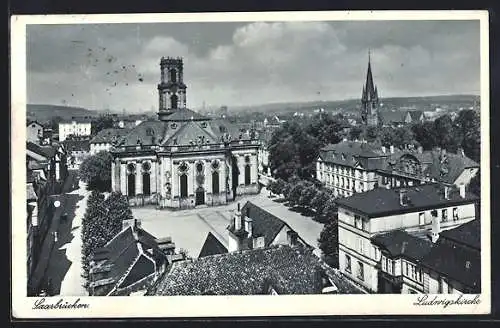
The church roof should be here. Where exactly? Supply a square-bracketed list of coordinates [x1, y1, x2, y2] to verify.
[160, 108, 208, 122]
[161, 120, 219, 146]
[117, 121, 167, 147]
[90, 128, 129, 144]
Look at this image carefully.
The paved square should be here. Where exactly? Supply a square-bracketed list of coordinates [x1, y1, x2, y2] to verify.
[133, 188, 325, 258]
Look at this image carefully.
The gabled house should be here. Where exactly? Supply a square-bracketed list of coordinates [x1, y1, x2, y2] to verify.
[88, 219, 183, 296]
[27, 121, 44, 144]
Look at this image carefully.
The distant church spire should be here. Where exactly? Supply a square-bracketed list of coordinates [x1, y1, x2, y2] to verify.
[361, 50, 379, 126]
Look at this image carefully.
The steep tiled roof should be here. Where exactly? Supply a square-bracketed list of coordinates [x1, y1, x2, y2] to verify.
[27, 142, 52, 159]
[198, 232, 228, 258]
[408, 110, 424, 121]
[424, 151, 479, 185]
[147, 244, 364, 295]
[161, 121, 219, 146]
[420, 239, 480, 291]
[335, 183, 479, 218]
[439, 219, 480, 250]
[379, 111, 406, 124]
[319, 141, 392, 170]
[371, 229, 433, 261]
[90, 225, 168, 296]
[90, 128, 129, 144]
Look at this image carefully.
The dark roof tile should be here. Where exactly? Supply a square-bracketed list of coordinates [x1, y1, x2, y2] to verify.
[198, 232, 228, 258]
[371, 229, 433, 261]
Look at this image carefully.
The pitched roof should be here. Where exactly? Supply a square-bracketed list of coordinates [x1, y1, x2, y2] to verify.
[90, 225, 168, 296]
[63, 139, 90, 152]
[319, 141, 393, 170]
[380, 111, 405, 124]
[439, 219, 480, 250]
[27, 120, 43, 127]
[227, 201, 289, 248]
[335, 183, 479, 218]
[26, 142, 57, 159]
[424, 151, 479, 185]
[371, 229, 433, 261]
[147, 244, 364, 295]
[161, 120, 219, 146]
[90, 128, 129, 144]
[161, 108, 208, 122]
[117, 121, 167, 147]
[420, 239, 480, 290]
[198, 232, 228, 258]
[408, 110, 424, 121]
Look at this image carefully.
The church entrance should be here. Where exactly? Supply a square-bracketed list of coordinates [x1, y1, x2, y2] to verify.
[195, 187, 205, 206]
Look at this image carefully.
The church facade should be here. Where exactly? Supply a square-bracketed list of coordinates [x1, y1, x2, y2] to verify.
[110, 57, 260, 209]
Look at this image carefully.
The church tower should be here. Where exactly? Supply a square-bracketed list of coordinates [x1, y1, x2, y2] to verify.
[158, 57, 187, 120]
[361, 51, 379, 126]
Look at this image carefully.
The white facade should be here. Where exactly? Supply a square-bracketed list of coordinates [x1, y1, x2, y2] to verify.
[316, 159, 378, 198]
[338, 201, 477, 293]
[90, 142, 112, 155]
[58, 121, 92, 141]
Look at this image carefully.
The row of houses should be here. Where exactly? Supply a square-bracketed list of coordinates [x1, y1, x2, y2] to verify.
[26, 141, 69, 294]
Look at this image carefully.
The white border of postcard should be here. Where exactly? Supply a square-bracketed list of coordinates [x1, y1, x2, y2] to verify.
[11, 10, 491, 318]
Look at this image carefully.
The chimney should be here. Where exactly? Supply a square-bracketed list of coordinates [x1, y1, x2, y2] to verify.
[381, 146, 386, 154]
[431, 210, 440, 243]
[444, 186, 450, 200]
[234, 203, 242, 231]
[287, 230, 298, 246]
[417, 146, 423, 154]
[399, 189, 408, 206]
[244, 217, 253, 237]
[459, 184, 466, 198]
[390, 145, 395, 154]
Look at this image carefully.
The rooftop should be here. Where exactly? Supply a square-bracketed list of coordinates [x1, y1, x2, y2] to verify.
[90, 128, 129, 144]
[371, 229, 433, 261]
[439, 219, 481, 250]
[335, 183, 479, 218]
[147, 244, 364, 296]
[198, 232, 228, 258]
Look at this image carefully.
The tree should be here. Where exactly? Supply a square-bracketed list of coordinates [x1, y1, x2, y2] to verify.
[434, 114, 461, 153]
[454, 110, 480, 163]
[81, 191, 132, 291]
[318, 220, 339, 268]
[468, 170, 480, 197]
[321, 199, 338, 224]
[79, 151, 113, 191]
[92, 115, 114, 135]
[411, 121, 438, 150]
[311, 190, 330, 216]
[288, 181, 306, 207]
[298, 183, 318, 208]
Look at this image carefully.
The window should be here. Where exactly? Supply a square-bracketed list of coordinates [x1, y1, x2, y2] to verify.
[453, 207, 458, 221]
[387, 259, 392, 274]
[438, 278, 443, 293]
[357, 261, 364, 281]
[361, 219, 368, 232]
[244, 164, 251, 185]
[170, 94, 178, 109]
[142, 172, 151, 196]
[357, 238, 364, 254]
[212, 171, 219, 194]
[345, 255, 351, 273]
[180, 174, 188, 198]
[404, 262, 408, 276]
[128, 173, 135, 196]
[382, 255, 387, 272]
[442, 209, 448, 222]
[419, 212, 425, 225]
[169, 68, 177, 83]
[448, 284, 453, 294]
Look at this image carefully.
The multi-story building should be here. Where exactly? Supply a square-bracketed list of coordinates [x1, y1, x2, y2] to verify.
[316, 141, 479, 197]
[26, 120, 44, 144]
[110, 57, 260, 210]
[58, 118, 92, 142]
[335, 183, 478, 293]
[89, 128, 129, 155]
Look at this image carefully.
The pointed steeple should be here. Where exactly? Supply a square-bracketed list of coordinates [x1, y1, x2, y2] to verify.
[365, 50, 376, 101]
[361, 50, 380, 126]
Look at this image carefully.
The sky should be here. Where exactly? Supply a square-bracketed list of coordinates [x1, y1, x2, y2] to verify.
[26, 20, 481, 112]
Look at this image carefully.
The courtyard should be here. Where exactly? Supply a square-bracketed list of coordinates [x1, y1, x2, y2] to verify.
[133, 187, 325, 259]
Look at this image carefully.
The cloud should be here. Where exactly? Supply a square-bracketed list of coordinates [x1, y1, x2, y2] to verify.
[26, 20, 480, 112]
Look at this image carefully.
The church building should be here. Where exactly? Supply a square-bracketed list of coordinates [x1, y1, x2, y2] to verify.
[361, 51, 380, 126]
[110, 57, 260, 209]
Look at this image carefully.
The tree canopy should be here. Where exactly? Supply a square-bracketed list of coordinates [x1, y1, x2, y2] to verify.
[91, 115, 114, 135]
[79, 151, 113, 191]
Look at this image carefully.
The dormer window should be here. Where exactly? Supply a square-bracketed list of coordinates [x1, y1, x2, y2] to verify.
[201, 122, 207, 128]
[171, 123, 178, 129]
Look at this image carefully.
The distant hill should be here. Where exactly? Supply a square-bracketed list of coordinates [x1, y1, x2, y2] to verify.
[225, 94, 480, 115]
[27, 104, 98, 123]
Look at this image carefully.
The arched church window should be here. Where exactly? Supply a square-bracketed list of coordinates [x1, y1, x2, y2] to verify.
[127, 163, 136, 197]
[180, 174, 188, 198]
[212, 171, 220, 194]
[171, 94, 178, 109]
[245, 164, 251, 185]
[142, 162, 151, 196]
[169, 69, 177, 83]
